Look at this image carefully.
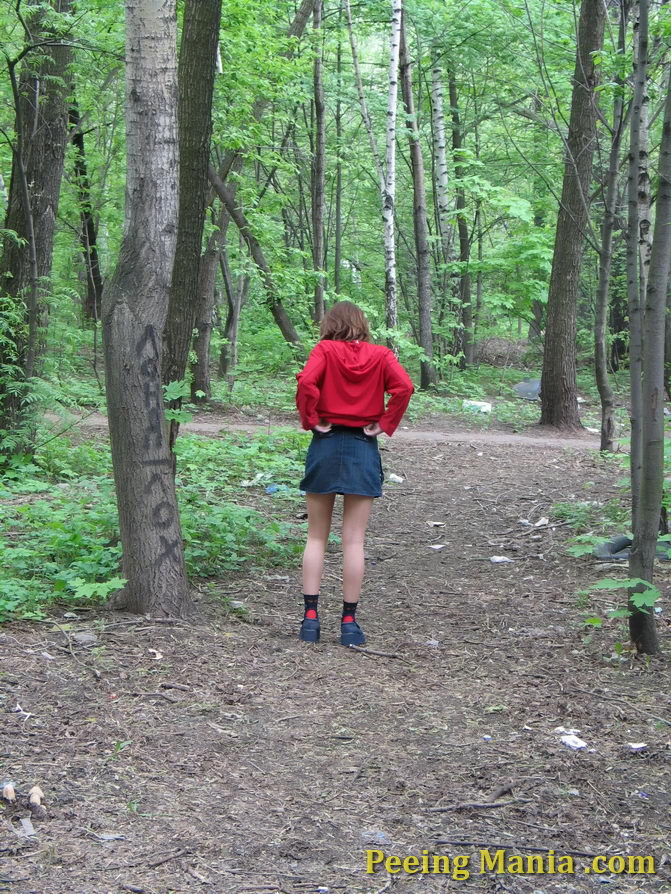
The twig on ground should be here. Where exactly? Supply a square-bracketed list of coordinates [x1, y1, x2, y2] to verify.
[49, 621, 101, 680]
[568, 685, 671, 727]
[347, 644, 410, 663]
[487, 782, 514, 802]
[425, 798, 532, 812]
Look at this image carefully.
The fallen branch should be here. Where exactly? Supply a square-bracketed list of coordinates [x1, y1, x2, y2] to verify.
[425, 798, 532, 812]
[347, 644, 410, 663]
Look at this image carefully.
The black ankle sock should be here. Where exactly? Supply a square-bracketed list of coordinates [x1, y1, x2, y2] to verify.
[304, 594, 319, 618]
[342, 601, 358, 622]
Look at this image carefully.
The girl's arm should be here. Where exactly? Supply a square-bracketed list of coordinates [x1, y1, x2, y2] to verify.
[378, 351, 414, 436]
[296, 344, 327, 430]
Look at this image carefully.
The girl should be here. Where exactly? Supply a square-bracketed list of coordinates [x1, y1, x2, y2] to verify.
[295, 301, 414, 646]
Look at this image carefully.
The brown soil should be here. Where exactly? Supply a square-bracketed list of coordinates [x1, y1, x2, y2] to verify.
[2, 418, 669, 894]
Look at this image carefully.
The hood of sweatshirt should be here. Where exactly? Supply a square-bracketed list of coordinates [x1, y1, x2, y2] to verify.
[319, 339, 388, 382]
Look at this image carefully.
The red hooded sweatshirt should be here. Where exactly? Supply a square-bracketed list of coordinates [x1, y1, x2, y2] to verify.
[296, 339, 414, 436]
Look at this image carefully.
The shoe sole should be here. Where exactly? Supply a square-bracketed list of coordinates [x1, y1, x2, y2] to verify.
[299, 620, 320, 643]
[341, 630, 366, 647]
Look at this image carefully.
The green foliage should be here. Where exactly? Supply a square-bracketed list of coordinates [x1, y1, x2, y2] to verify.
[0, 427, 308, 621]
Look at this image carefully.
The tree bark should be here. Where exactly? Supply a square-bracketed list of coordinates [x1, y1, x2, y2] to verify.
[448, 72, 473, 366]
[311, 0, 326, 321]
[430, 48, 453, 283]
[399, 17, 436, 388]
[628, 71, 671, 655]
[208, 165, 305, 356]
[219, 241, 250, 383]
[540, 0, 606, 428]
[102, 0, 190, 617]
[162, 0, 222, 389]
[70, 101, 104, 323]
[627, 0, 648, 530]
[191, 208, 229, 402]
[0, 0, 73, 445]
[595, 0, 628, 453]
[334, 2, 343, 296]
[383, 0, 402, 331]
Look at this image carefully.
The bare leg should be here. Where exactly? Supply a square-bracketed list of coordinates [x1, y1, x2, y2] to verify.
[341, 494, 374, 603]
[302, 493, 336, 594]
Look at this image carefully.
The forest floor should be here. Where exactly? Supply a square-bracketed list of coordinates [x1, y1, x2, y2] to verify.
[2, 410, 670, 894]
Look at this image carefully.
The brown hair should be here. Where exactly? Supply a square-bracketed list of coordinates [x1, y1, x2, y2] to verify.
[319, 301, 371, 342]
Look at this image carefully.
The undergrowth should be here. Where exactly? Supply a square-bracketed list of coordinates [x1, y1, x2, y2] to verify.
[0, 429, 308, 621]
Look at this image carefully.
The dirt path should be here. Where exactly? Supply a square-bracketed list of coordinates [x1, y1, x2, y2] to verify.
[48, 409, 602, 451]
[2, 428, 669, 894]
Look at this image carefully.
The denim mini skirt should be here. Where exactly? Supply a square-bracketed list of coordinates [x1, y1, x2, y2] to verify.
[300, 425, 384, 497]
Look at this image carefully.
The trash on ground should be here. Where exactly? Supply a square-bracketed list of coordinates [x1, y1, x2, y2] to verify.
[490, 555, 514, 564]
[555, 727, 587, 750]
[426, 521, 445, 527]
[462, 399, 492, 413]
[388, 473, 404, 483]
[427, 544, 446, 551]
[265, 484, 289, 494]
[593, 535, 671, 562]
[2, 782, 16, 802]
[534, 517, 549, 527]
[17, 817, 36, 837]
[240, 472, 268, 487]
[627, 742, 648, 752]
[513, 378, 540, 400]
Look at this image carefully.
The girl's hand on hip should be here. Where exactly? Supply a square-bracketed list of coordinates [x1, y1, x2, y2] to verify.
[363, 422, 383, 437]
[313, 420, 332, 433]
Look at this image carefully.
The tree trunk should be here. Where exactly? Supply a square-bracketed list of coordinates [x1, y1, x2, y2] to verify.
[430, 48, 452, 282]
[219, 243, 249, 383]
[102, 0, 190, 617]
[334, 3, 343, 296]
[0, 0, 73, 446]
[595, 1, 628, 453]
[448, 72, 473, 366]
[191, 209, 229, 402]
[399, 17, 435, 388]
[208, 165, 305, 356]
[383, 0, 402, 331]
[540, 0, 606, 428]
[70, 101, 105, 323]
[628, 69, 671, 656]
[344, 0, 401, 333]
[162, 0, 222, 389]
[311, 0, 326, 321]
[627, 0, 649, 530]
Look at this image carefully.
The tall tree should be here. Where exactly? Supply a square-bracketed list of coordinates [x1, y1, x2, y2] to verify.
[102, 0, 190, 617]
[399, 15, 436, 388]
[448, 72, 473, 365]
[594, 0, 628, 452]
[540, 0, 606, 428]
[627, 0, 649, 530]
[311, 0, 326, 321]
[0, 0, 73, 447]
[627, 3, 671, 656]
[344, 0, 402, 332]
[70, 100, 105, 322]
[162, 0, 222, 390]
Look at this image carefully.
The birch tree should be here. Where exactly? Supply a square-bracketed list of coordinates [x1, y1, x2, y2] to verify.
[311, 0, 326, 322]
[399, 15, 436, 387]
[345, 0, 402, 331]
[102, 0, 190, 617]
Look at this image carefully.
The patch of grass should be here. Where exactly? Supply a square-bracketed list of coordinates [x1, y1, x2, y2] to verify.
[0, 429, 309, 622]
